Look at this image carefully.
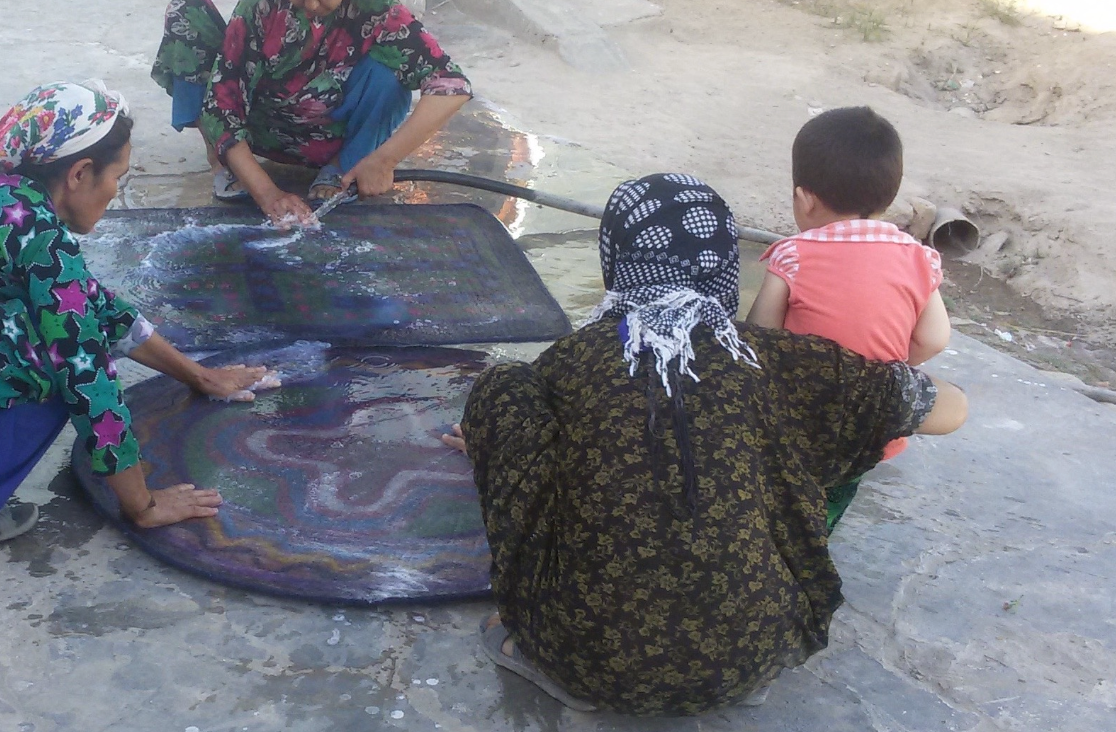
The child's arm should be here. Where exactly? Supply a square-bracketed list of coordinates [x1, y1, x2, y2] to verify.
[745, 272, 791, 328]
[908, 290, 951, 366]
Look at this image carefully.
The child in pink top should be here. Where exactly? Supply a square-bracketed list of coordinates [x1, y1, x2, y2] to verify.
[746, 106, 951, 531]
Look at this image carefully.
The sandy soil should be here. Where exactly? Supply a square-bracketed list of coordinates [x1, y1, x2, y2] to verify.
[440, 0, 1116, 355]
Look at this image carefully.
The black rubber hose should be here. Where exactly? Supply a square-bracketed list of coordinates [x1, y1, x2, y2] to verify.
[392, 168, 784, 245]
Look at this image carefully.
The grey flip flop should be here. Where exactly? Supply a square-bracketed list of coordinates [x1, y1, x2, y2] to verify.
[479, 621, 597, 712]
[737, 684, 770, 707]
[0, 502, 38, 542]
[213, 168, 249, 201]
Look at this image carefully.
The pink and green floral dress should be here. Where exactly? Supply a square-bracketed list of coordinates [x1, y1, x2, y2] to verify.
[152, 0, 472, 166]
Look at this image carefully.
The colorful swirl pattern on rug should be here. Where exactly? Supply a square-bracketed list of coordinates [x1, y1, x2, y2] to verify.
[72, 342, 493, 604]
[81, 205, 571, 350]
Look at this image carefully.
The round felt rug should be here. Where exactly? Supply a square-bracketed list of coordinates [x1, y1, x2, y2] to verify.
[72, 341, 492, 605]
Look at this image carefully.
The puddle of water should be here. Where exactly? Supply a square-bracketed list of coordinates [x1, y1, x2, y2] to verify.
[388, 101, 629, 236]
[521, 237, 603, 324]
[117, 173, 214, 209]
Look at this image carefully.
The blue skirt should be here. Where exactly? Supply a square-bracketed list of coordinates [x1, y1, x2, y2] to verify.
[0, 398, 69, 503]
[171, 57, 410, 172]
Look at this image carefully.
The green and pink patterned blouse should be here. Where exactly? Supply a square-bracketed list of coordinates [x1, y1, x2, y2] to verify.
[1, 175, 150, 475]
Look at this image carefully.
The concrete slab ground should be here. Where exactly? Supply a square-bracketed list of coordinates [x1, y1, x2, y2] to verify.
[3, 3, 1116, 731]
[450, 0, 660, 72]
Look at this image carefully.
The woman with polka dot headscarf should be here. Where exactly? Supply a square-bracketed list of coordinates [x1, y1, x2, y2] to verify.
[442, 174, 967, 715]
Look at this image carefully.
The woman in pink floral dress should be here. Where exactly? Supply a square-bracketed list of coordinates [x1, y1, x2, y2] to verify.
[153, 0, 472, 224]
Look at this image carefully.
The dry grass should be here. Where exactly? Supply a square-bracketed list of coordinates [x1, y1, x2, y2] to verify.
[846, 5, 890, 41]
[978, 0, 1023, 26]
[779, 0, 892, 42]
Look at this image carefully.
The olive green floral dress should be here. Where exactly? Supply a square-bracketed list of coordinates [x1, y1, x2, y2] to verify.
[461, 319, 935, 715]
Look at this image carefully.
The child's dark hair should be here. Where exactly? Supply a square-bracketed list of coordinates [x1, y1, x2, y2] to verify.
[792, 106, 902, 218]
[16, 113, 134, 187]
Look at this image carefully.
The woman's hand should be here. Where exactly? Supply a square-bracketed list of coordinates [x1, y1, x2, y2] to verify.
[342, 93, 470, 200]
[192, 364, 282, 402]
[341, 150, 396, 198]
[108, 465, 223, 528]
[257, 189, 317, 229]
[225, 140, 317, 228]
[130, 483, 223, 528]
[128, 335, 282, 401]
[441, 423, 467, 455]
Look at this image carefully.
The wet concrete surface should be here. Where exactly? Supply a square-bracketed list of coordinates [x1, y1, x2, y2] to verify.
[6, 333, 1115, 732]
[3, 2, 1116, 731]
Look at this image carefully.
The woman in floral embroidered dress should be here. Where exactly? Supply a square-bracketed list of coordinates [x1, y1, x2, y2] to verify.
[152, 0, 473, 225]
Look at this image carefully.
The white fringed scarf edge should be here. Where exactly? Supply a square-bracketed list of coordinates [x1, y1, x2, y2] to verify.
[585, 289, 760, 396]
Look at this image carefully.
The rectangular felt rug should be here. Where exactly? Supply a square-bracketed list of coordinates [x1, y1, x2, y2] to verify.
[82, 204, 571, 350]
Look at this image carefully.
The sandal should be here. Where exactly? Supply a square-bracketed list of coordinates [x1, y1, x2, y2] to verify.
[213, 168, 250, 202]
[0, 501, 38, 542]
[479, 620, 597, 712]
[309, 163, 346, 201]
[737, 684, 770, 707]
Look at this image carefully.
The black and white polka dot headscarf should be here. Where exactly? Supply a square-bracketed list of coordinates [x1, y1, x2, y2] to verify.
[587, 173, 760, 393]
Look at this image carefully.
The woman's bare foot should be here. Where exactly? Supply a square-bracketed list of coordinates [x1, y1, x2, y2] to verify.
[441, 423, 467, 454]
[308, 161, 345, 201]
[308, 182, 342, 201]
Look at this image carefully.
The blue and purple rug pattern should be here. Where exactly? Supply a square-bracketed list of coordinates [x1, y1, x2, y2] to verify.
[82, 204, 570, 350]
[72, 342, 492, 604]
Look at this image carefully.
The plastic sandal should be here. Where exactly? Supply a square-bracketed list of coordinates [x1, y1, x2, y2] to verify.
[479, 621, 597, 712]
[737, 685, 770, 707]
[213, 168, 250, 201]
[309, 163, 346, 200]
[0, 502, 38, 542]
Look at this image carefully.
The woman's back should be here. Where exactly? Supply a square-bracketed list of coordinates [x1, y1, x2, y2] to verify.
[474, 318, 921, 713]
[457, 173, 956, 715]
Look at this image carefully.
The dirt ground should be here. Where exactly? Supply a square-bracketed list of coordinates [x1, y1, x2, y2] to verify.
[439, 0, 1116, 385]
